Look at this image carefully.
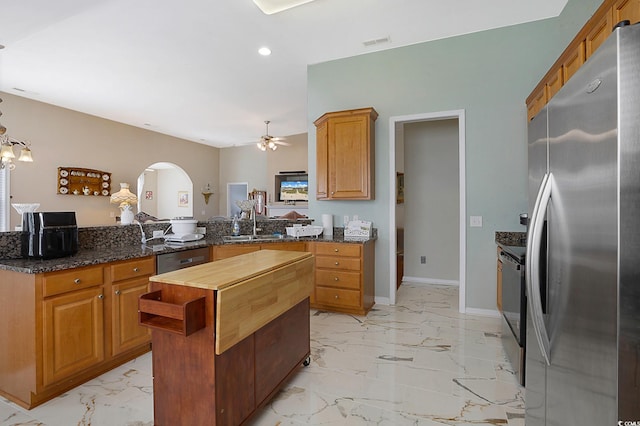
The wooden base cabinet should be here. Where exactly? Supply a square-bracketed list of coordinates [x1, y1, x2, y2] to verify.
[0, 257, 154, 409]
[310, 240, 375, 315]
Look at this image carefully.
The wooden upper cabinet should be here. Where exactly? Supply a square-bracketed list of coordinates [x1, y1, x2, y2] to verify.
[527, 0, 640, 116]
[613, 0, 640, 25]
[562, 41, 586, 83]
[315, 120, 328, 199]
[546, 67, 563, 102]
[527, 86, 546, 122]
[314, 107, 378, 200]
[586, 8, 614, 58]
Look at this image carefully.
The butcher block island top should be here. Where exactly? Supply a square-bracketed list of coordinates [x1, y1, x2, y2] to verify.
[139, 249, 315, 426]
[148, 249, 313, 291]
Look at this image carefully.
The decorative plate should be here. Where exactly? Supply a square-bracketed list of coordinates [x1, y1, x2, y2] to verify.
[102, 174, 110, 180]
[102, 189, 109, 196]
[102, 182, 109, 188]
[60, 187, 68, 194]
[60, 170, 69, 177]
[60, 178, 68, 185]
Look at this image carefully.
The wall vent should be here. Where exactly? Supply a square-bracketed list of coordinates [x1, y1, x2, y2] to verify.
[363, 36, 391, 47]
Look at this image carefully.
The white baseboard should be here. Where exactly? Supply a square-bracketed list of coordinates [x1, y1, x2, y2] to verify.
[374, 296, 391, 306]
[401, 276, 459, 286]
[464, 307, 501, 318]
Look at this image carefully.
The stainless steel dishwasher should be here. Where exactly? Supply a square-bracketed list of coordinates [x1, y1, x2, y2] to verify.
[156, 246, 210, 273]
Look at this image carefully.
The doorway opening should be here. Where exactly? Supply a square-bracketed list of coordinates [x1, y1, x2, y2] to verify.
[388, 110, 466, 313]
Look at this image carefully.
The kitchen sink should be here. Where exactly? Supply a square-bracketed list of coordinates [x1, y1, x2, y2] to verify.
[222, 234, 286, 242]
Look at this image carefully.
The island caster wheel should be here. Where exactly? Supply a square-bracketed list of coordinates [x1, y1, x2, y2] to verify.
[303, 356, 311, 367]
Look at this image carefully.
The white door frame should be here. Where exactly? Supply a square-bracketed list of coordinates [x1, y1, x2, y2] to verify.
[388, 110, 466, 313]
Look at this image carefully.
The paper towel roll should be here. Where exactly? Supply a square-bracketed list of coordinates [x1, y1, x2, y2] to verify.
[322, 214, 333, 236]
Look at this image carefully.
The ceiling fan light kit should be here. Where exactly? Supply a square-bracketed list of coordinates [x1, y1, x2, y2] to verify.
[256, 120, 284, 151]
[252, 0, 317, 15]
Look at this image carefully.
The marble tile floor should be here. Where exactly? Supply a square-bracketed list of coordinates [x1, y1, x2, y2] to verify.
[0, 283, 524, 425]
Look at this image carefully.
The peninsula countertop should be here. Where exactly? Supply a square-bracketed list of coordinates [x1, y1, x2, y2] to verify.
[0, 234, 373, 274]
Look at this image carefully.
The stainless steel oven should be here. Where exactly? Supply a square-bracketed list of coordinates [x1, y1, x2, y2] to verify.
[500, 245, 526, 385]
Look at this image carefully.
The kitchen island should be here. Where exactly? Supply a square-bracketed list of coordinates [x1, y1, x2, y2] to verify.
[139, 249, 314, 425]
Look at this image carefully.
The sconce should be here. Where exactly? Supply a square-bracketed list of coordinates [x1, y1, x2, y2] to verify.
[0, 97, 34, 170]
[201, 183, 213, 205]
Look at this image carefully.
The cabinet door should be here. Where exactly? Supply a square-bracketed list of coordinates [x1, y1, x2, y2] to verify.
[212, 244, 260, 260]
[328, 114, 373, 199]
[316, 120, 328, 200]
[263, 241, 307, 252]
[613, 0, 640, 25]
[43, 287, 104, 386]
[562, 41, 585, 83]
[586, 10, 613, 58]
[112, 278, 151, 356]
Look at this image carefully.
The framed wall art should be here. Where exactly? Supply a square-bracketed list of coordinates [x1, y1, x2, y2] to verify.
[396, 172, 404, 204]
[178, 191, 189, 207]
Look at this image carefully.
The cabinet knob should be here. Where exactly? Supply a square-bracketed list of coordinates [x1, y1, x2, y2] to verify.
[74, 278, 81, 284]
[97, 294, 104, 300]
[334, 277, 339, 281]
[334, 261, 339, 266]
[115, 290, 121, 296]
[133, 267, 139, 272]
[334, 294, 339, 299]
[334, 248, 339, 252]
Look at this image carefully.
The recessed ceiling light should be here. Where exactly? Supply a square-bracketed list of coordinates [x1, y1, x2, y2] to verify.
[258, 47, 272, 56]
[252, 0, 316, 15]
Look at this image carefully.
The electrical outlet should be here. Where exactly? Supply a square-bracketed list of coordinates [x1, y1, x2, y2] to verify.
[420, 256, 426, 264]
[470, 215, 483, 227]
[153, 230, 164, 238]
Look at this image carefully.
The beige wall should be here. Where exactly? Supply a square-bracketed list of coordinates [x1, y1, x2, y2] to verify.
[219, 133, 308, 216]
[2, 92, 220, 228]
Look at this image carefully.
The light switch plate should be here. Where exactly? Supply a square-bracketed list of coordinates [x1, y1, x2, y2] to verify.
[470, 216, 483, 227]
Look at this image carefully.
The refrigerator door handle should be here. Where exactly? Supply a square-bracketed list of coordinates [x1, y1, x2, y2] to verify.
[526, 172, 553, 366]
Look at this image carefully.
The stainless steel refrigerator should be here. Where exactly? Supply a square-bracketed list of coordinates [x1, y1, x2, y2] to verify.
[526, 22, 640, 425]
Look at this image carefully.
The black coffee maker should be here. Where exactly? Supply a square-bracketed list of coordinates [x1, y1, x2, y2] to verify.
[21, 212, 78, 259]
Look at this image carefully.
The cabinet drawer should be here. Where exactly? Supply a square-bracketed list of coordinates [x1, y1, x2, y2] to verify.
[314, 243, 360, 257]
[315, 256, 360, 271]
[43, 266, 104, 298]
[315, 287, 360, 308]
[315, 270, 360, 290]
[111, 257, 155, 282]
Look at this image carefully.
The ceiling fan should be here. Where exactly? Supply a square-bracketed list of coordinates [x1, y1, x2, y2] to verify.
[256, 120, 288, 151]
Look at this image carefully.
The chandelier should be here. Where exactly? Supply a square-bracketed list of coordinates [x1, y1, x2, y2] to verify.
[0, 97, 33, 170]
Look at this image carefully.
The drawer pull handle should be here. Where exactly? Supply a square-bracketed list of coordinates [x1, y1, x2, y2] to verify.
[334, 295, 339, 299]
[334, 248, 339, 252]
[115, 290, 121, 296]
[98, 294, 104, 300]
[334, 261, 339, 266]
[74, 278, 81, 284]
[133, 267, 140, 272]
[334, 277, 339, 281]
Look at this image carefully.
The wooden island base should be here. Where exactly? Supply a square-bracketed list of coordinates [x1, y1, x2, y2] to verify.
[139, 250, 314, 425]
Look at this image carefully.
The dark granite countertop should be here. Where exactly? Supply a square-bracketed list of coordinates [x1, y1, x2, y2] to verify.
[0, 234, 374, 274]
[495, 231, 526, 247]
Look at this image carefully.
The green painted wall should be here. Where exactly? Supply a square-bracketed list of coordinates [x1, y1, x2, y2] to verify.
[307, 0, 601, 310]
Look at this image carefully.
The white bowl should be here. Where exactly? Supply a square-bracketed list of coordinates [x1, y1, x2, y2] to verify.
[11, 203, 40, 214]
[170, 218, 197, 236]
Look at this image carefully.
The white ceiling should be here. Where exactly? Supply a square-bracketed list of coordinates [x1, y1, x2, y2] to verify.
[0, 0, 566, 148]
